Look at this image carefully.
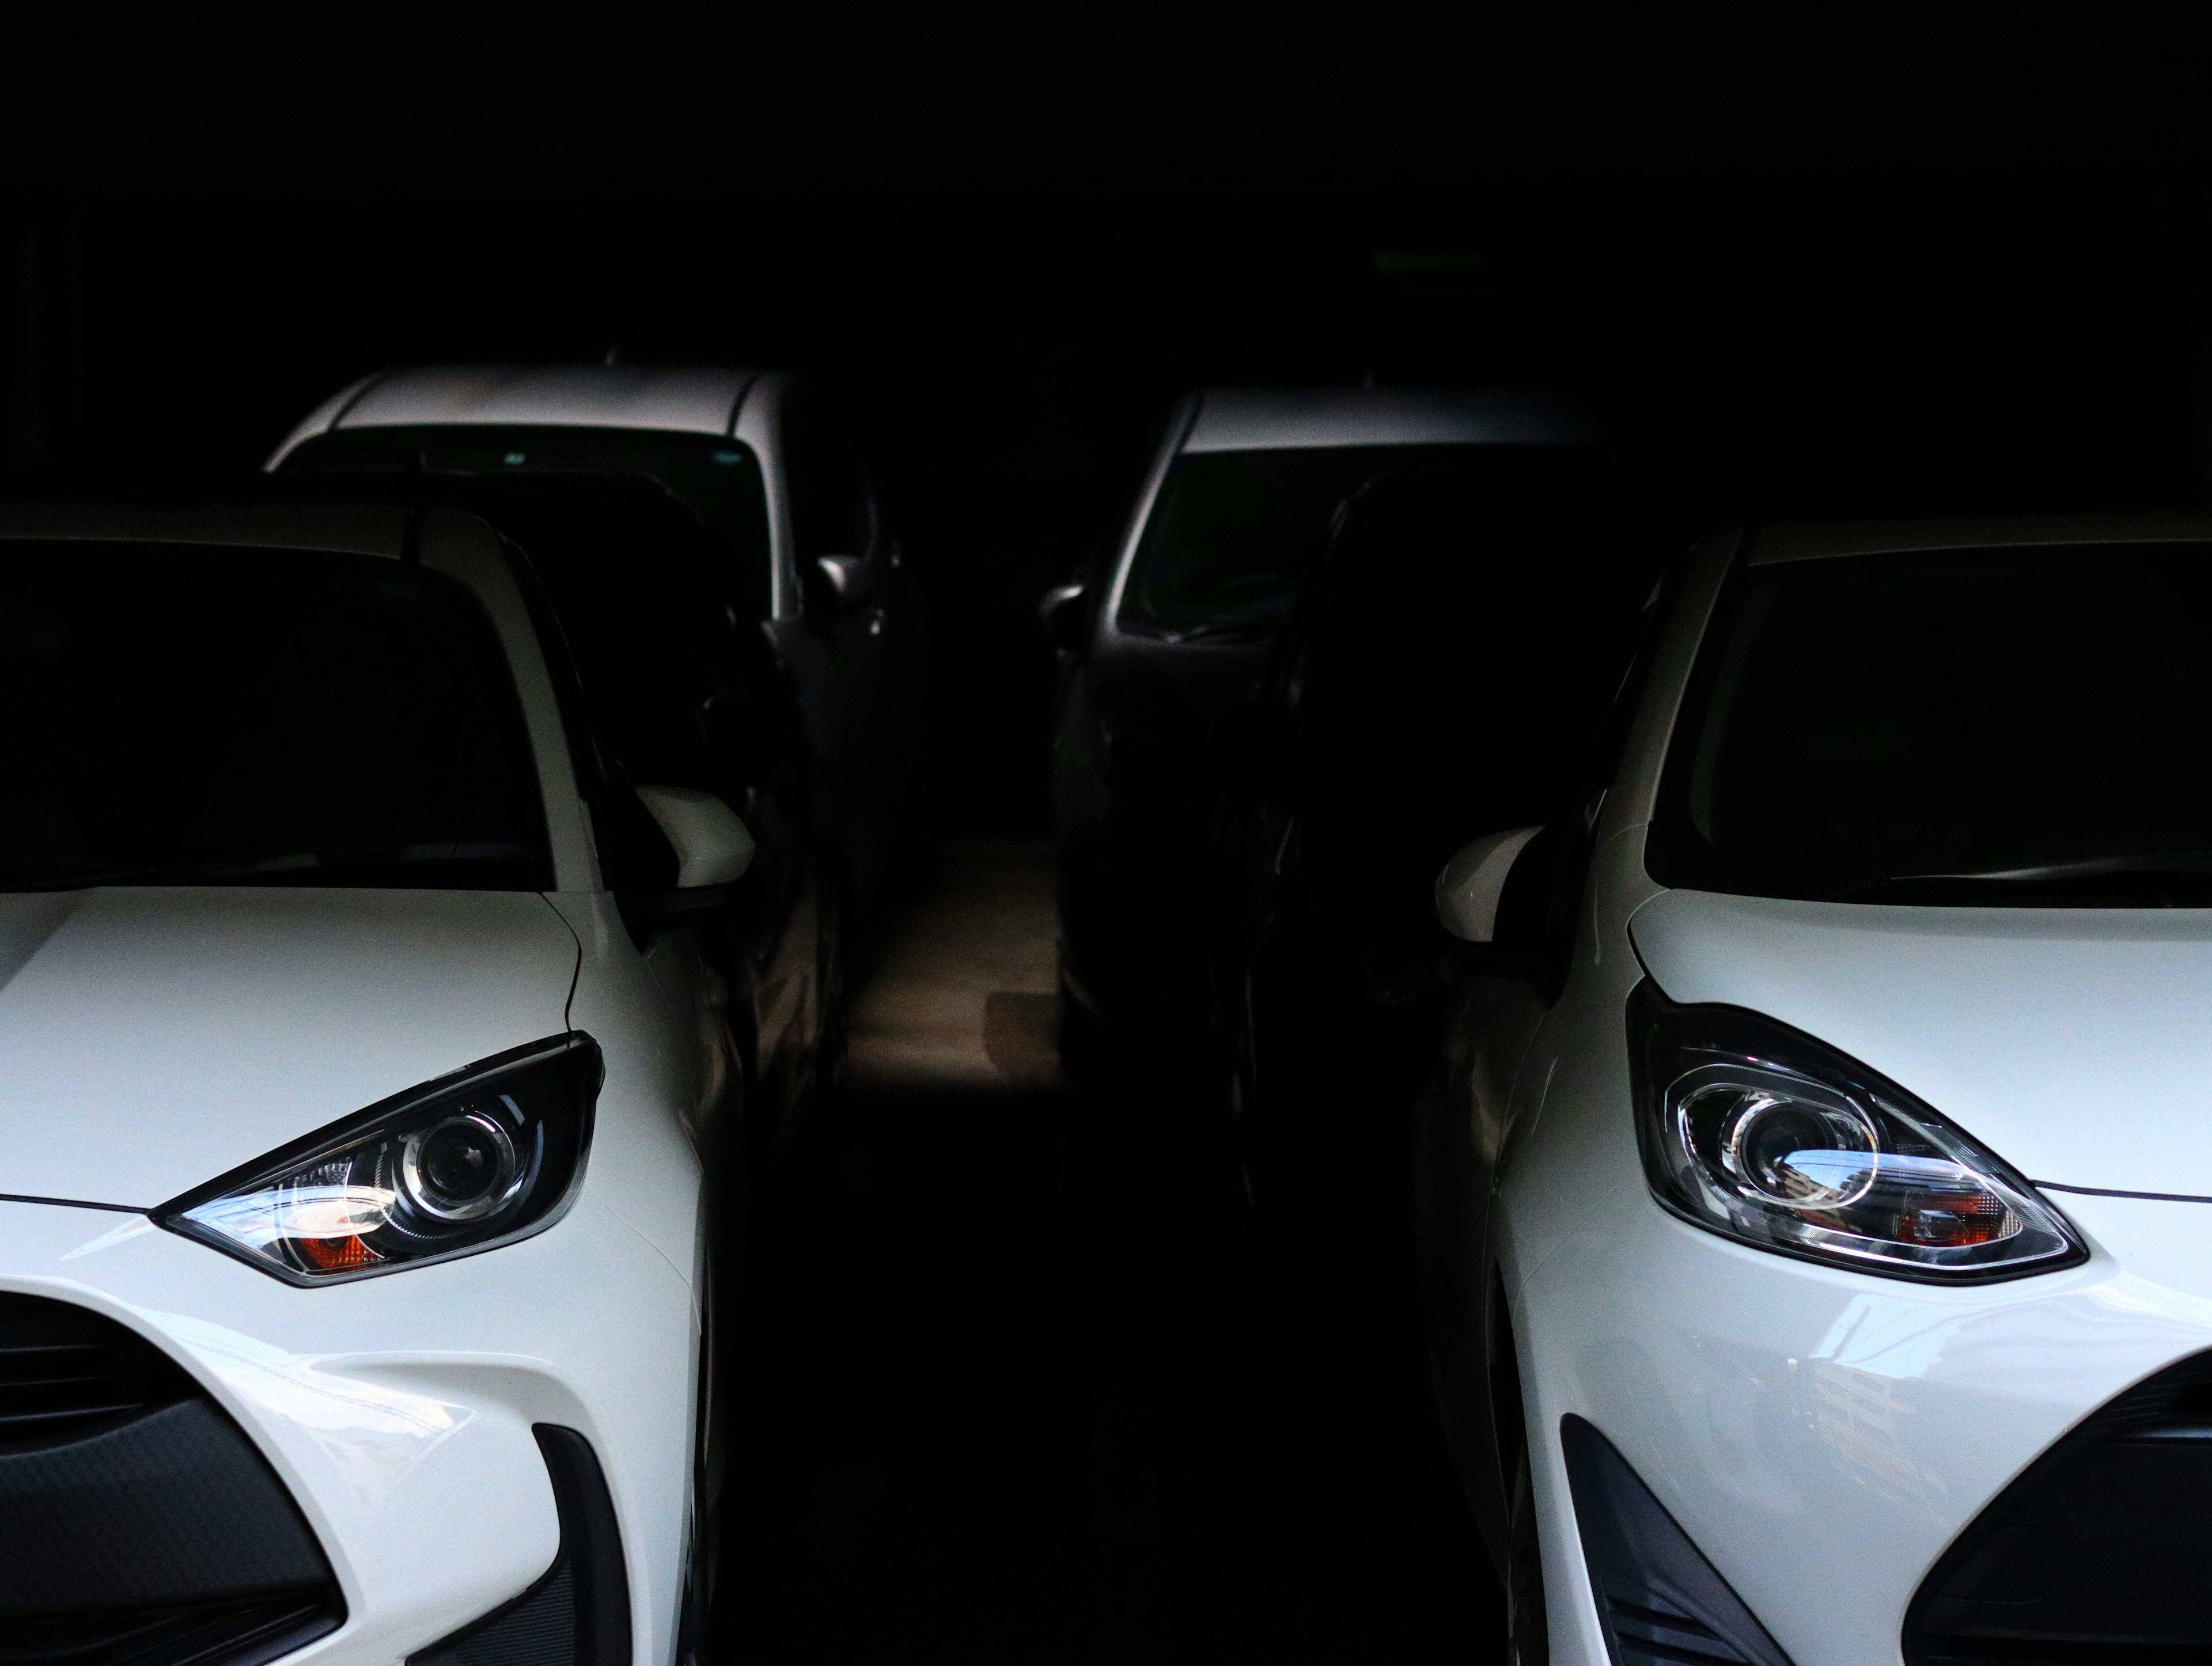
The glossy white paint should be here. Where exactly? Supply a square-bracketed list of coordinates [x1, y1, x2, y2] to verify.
[1434, 516, 2212, 1666]
[1630, 890, 2212, 1197]
[0, 1192, 695, 1666]
[1519, 1178, 2212, 1666]
[0, 505, 721, 1665]
[1435, 824, 1542, 942]
[637, 786, 756, 888]
[0, 887, 578, 1206]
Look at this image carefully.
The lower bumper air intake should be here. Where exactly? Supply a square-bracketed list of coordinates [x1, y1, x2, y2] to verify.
[411, 1425, 631, 1666]
[1561, 1414, 1794, 1666]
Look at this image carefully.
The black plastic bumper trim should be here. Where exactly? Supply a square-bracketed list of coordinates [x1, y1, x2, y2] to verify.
[1562, 1415, 1795, 1666]
[409, 1423, 630, 1666]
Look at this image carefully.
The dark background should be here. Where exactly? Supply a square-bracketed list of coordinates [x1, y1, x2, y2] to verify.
[10, 14, 2212, 1663]
[7, 10, 2212, 833]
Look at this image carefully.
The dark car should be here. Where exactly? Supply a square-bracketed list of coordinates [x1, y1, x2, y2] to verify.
[1210, 463, 1660, 1252]
[1044, 387, 1607, 1070]
[270, 365, 930, 934]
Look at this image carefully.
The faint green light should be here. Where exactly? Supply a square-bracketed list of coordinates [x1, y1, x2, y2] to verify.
[1372, 250, 1487, 276]
[503, 451, 527, 466]
[711, 449, 742, 465]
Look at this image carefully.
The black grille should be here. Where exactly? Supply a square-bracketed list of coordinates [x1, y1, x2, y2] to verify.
[1906, 1347, 2212, 1666]
[0, 1290, 194, 1447]
[1, 1593, 339, 1666]
[0, 1294, 343, 1666]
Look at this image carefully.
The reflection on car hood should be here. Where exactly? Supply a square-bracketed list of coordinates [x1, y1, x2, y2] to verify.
[0, 886, 579, 1209]
[1629, 888, 2212, 1198]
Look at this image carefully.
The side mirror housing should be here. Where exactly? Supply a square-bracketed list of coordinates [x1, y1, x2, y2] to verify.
[620, 786, 755, 943]
[807, 552, 873, 617]
[1436, 826, 1544, 944]
[1039, 580, 1089, 653]
[638, 785, 755, 887]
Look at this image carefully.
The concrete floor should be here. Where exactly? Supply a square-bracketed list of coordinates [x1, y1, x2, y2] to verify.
[846, 842, 1062, 1091]
[724, 842, 1497, 1664]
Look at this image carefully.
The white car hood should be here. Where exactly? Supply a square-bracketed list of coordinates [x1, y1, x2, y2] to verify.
[0, 886, 579, 1209]
[1629, 887, 2212, 1198]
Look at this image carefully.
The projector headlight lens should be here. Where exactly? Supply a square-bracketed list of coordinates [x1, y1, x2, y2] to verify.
[156, 1033, 600, 1283]
[1628, 985, 2082, 1281]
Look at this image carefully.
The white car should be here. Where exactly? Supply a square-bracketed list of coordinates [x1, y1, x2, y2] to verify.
[0, 503, 749, 1664]
[268, 364, 930, 932]
[1419, 516, 2212, 1666]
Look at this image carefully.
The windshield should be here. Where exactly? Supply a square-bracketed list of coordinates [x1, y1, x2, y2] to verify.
[3, 544, 550, 891]
[1650, 544, 2212, 906]
[279, 426, 772, 618]
[1120, 445, 1600, 637]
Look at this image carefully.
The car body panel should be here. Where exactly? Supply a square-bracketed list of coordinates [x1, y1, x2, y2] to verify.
[0, 886, 581, 1208]
[1520, 1174, 2212, 1666]
[1180, 385, 1601, 456]
[1628, 888, 2212, 1198]
[267, 365, 757, 465]
[0, 1192, 695, 1666]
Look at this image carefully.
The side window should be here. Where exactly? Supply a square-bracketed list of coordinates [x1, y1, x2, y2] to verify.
[783, 387, 877, 565]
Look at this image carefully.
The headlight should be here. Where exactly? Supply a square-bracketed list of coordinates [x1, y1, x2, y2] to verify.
[1627, 985, 2083, 1281]
[156, 1033, 601, 1284]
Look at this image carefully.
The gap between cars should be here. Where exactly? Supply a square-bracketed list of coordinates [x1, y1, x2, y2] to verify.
[720, 840, 1500, 1664]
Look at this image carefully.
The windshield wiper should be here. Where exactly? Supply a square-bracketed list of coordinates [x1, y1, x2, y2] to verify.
[1160, 618, 1280, 645]
[1890, 855, 2212, 884]
[0, 843, 535, 891]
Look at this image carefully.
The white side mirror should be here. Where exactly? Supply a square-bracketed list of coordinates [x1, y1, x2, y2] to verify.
[636, 786, 755, 888]
[1435, 826, 1544, 943]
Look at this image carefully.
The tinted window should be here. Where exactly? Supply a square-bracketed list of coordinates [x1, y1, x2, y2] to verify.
[3, 543, 548, 889]
[1123, 445, 1587, 637]
[1650, 544, 2212, 904]
[281, 426, 772, 618]
[783, 389, 876, 565]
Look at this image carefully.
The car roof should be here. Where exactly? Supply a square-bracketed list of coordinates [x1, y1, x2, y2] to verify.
[269, 365, 760, 466]
[0, 501, 413, 558]
[1181, 387, 1602, 455]
[1747, 513, 2212, 566]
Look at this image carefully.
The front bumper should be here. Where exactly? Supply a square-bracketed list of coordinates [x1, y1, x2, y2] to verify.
[1520, 1181, 2212, 1666]
[0, 1194, 695, 1666]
